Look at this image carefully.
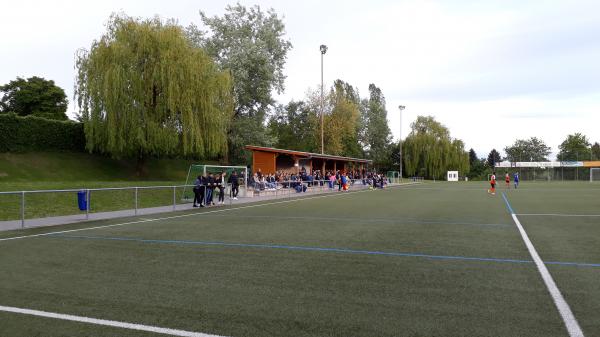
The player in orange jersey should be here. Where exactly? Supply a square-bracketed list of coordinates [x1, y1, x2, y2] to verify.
[488, 172, 496, 195]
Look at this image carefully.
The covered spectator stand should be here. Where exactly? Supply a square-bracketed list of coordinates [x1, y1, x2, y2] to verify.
[245, 145, 372, 175]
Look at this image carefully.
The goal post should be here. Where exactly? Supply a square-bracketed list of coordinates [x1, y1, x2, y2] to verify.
[591, 168, 600, 182]
[183, 164, 248, 200]
[386, 171, 400, 184]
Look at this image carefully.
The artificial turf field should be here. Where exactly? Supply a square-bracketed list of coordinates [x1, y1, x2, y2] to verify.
[0, 182, 598, 337]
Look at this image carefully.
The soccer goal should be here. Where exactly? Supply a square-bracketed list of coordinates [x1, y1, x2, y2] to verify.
[183, 164, 248, 200]
[591, 168, 600, 182]
[386, 171, 401, 184]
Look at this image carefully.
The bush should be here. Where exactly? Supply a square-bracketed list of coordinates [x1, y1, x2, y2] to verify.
[0, 113, 85, 152]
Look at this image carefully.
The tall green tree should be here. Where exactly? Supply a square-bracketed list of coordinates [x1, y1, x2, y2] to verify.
[189, 4, 292, 163]
[487, 149, 501, 167]
[592, 142, 600, 160]
[324, 80, 362, 157]
[268, 101, 318, 152]
[360, 84, 393, 167]
[504, 137, 551, 162]
[468, 148, 478, 166]
[389, 141, 402, 173]
[402, 116, 469, 179]
[75, 14, 233, 169]
[557, 133, 591, 161]
[467, 148, 486, 179]
[0, 76, 68, 120]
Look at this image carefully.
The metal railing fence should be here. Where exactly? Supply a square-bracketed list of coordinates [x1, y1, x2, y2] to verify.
[0, 178, 400, 228]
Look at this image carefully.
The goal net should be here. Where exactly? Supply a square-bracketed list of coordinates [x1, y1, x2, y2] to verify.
[386, 171, 400, 184]
[591, 168, 600, 182]
[183, 165, 248, 200]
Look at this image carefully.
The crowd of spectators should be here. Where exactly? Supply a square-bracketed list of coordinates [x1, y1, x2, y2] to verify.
[248, 168, 388, 192]
[192, 170, 241, 208]
[191, 167, 390, 208]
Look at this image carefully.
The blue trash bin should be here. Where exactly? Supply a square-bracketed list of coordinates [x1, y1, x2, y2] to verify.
[77, 190, 88, 211]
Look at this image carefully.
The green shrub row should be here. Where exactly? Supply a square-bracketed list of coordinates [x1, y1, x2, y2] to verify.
[0, 113, 85, 152]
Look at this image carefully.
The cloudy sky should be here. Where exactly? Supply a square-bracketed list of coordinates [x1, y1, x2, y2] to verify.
[2, 0, 599, 159]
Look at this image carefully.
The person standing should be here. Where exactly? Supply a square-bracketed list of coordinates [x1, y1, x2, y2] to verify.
[192, 175, 204, 207]
[217, 172, 226, 205]
[229, 170, 240, 200]
[206, 173, 215, 206]
[329, 172, 335, 189]
[505, 173, 510, 189]
[488, 172, 497, 195]
[514, 172, 520, 189]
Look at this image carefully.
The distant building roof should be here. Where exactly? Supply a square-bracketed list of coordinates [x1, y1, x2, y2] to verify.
[245, 145, 372, 164]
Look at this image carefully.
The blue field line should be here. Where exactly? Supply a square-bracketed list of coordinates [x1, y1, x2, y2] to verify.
[47, 234, 600, 269]
[501, 193, 516, 215]
[201, 214, 511, 227]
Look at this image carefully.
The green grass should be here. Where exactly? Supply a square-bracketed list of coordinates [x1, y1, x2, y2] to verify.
[0, 181, 193, 221]
[0, 152, 205, 183]
[0, 182, 599, 336]
[0, 152, 219, 220]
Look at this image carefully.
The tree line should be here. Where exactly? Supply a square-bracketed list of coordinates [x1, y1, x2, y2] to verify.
[5, 5, 407, 172]
[15, 4, 600, 180]
[468, 134, 600, 179]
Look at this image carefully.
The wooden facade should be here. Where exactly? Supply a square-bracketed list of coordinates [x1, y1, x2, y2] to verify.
[245, 145, 372, 175]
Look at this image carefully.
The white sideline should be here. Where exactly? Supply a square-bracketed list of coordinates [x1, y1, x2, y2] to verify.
[0, 305, 224, 337]
[0, 182, 418, 242]
[516, 213, 600, 217]
[509, 213, 585, 337]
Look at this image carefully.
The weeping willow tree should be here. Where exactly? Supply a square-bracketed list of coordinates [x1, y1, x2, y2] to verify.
[403, 116, 469, 179]
[75, 14, 233, 167]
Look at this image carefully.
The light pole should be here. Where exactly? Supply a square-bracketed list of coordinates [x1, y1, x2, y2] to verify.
[320, 44, 328, 154]
[398, 105, 405, 179]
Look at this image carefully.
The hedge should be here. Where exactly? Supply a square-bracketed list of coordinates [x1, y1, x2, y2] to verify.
[0, 113, 85, 152]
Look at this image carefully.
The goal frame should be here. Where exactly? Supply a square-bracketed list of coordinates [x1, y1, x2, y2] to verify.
[386, 171, 400, 184]
[183, 164, 248, 199]
[591, 168, 600, 182]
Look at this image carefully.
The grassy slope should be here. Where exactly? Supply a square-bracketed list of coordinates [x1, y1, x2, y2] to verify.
[0, 152, 216, 220]
[0, 152, 206, 185]
[3, 183, 595, 337]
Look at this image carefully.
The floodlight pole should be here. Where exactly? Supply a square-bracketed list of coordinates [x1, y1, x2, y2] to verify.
[320, 44, 328, 154]
[398, 105, 406, 178]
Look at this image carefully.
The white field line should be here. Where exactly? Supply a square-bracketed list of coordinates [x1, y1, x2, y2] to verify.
[516, 213, 600, 217]
[0, 305, 224, 337]
[0, 182, 419, 243]
[509, 213, 584, 337]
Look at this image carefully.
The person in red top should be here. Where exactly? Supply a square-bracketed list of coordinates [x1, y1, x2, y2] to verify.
[505, 173, 510, 189]
[488, 172, 496, 195]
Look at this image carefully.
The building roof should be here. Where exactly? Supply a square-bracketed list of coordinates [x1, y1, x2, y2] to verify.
[245, 145, 373, 164]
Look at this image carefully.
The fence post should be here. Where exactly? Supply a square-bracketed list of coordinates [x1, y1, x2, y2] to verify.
[86, 189, 90, 220]
[21, 191, 25, 228]
[173, 186, 176, 211]
[134, 187, 138, 216]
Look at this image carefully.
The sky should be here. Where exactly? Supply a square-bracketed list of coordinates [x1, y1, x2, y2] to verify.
[1, 0, 599, 160]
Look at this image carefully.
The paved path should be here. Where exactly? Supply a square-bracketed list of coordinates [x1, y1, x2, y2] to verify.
[0, 183, 385, 232]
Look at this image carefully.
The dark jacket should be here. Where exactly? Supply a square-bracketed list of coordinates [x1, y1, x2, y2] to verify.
[207, 176, 216, 189]
[229, 173, 239, 186]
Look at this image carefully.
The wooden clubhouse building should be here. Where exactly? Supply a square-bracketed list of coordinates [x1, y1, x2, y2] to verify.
[245, 145, 372, 175]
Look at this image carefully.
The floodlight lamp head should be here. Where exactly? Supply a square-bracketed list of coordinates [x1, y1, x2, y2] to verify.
[320, 45, 328, 54]
[398, 105, 405, 110]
